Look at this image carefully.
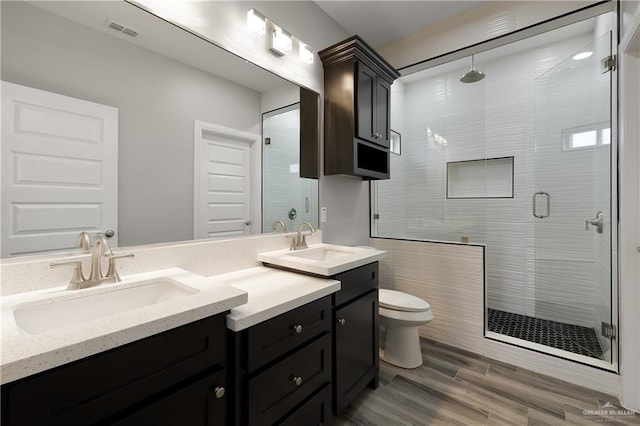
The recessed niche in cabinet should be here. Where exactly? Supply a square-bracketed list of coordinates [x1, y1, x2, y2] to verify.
[447, 157, 514, 199]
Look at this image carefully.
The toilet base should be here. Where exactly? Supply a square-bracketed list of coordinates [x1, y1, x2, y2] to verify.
[380, 325, 423, 369]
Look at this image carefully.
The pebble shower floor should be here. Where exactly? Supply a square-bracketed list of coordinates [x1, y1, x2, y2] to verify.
[487, 308, 604, 359]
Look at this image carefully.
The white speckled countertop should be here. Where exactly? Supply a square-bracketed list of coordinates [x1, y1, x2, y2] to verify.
[1, 264, 341, 385]
[212, 266, 340, 331]
[1, 268, 247, 385]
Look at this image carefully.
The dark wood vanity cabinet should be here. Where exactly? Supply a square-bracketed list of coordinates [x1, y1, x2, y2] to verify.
[332, 262, 379, 415]
[231, 296, 332, 426]
[1, 313, 229, 426]
[319, 35, 399, 180]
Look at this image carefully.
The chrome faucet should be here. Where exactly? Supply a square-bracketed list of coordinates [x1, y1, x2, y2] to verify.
[271, 220, 287, 233]
[289, 222, 316, 251]
[89, 234, 114, 282]
[51, 232, 133, 290]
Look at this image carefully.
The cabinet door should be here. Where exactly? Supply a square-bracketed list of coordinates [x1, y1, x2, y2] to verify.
[112, 369, 227, 426]
[374, 78, 391, 148]
[334, 290, 379, 414]
[2, 314, 227, 425]
[356, 61, 377, 144]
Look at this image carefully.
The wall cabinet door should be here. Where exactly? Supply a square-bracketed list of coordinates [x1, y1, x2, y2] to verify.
[334, 290, 379, 414]
[356, 61, 377, 144]
[374, 78, 391, 148]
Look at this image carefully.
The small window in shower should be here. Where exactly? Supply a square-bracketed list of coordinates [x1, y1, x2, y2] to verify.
[446, 157, 514, 199]
[562, 122, 611, 151]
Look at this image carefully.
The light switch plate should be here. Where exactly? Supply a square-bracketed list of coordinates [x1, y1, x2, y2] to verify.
[320, 207, 327, 223]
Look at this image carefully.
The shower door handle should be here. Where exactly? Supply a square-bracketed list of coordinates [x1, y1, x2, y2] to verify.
[532, 191, 550, 218]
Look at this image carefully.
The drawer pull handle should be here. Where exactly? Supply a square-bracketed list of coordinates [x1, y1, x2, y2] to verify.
[293, 324, 303, 334]
[292, 376, 303, 386]
[337, 318, 346, 326]
[213, 386, 225, 399]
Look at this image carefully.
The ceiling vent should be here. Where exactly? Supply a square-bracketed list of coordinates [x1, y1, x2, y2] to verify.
[105, 19, 138, 38]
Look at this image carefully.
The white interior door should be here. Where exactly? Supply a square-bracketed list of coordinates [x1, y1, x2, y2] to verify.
[1, 81, 118, 257]
[194, 121, 260, 239]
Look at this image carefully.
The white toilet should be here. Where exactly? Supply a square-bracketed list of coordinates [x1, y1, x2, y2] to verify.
[378, 289, 433, 369]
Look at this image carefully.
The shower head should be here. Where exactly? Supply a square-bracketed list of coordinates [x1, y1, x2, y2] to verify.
[460, 55, 485, 83]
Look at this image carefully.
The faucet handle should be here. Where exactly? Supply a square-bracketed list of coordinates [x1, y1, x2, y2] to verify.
[105, 253, 134, 283]
[51, 261, 86, 289]
[286, 235, 297, 251]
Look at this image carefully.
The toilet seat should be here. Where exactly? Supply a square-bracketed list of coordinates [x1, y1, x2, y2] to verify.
[379, 289, 430, 312]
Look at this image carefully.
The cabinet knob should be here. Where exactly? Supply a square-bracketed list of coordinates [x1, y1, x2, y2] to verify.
[291, 376, 303, 386]
[213, 386, 225, 399]
[337, 318, 346, 326]
[293, 324, 303, 334]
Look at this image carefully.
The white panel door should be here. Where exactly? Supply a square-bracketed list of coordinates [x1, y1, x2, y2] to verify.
[1, 81, 118, 257]
[194, 121, 259, 239]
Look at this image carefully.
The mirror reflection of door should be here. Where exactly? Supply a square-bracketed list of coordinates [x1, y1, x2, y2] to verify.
[1, 81, 118, 257]
[193, 121, 260, 239]
[262, 104, 319, 233]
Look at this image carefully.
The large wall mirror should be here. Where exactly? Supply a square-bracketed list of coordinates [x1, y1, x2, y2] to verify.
[0, 1, 319, 258]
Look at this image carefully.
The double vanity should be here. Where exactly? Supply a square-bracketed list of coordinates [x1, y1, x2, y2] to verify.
[1, 236, 385, 425]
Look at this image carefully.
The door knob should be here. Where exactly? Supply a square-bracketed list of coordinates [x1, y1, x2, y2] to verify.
[104, 230, 115, 238]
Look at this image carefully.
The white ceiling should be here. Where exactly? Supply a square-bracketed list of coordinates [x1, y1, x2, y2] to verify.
[313, 1, 487, 48]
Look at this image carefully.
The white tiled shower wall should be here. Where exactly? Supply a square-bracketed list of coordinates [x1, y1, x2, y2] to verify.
[375, 28, 613, 336]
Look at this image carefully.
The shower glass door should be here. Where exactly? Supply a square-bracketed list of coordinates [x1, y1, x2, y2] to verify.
[533, 33, 614, 364]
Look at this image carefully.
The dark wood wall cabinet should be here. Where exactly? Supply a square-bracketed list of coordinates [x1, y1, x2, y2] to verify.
[231, 296, 332, 426]
[1, 313, 229, 426]
[331, 262, 379, 415]
[319, 35, 400, 180]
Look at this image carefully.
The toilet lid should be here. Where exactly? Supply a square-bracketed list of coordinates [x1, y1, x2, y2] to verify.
[379, 289, 430, 312]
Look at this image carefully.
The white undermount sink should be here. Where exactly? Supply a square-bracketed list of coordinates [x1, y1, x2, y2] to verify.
[257, 243, 386, 276]
[12, 278, 199, 335]
[285, 246, 355, 261]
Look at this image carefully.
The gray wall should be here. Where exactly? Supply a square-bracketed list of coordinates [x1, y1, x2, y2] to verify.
[1, 2, 262, 247]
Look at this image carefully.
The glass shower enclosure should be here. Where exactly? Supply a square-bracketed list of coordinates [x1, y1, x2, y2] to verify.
[370, 15, 617, 369]
[530, 33, 615, 364]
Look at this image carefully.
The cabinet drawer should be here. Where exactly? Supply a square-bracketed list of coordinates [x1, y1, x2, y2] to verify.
[277, 384, 331, 426]
[248, 334, 331, 426]
[247, 296, 331, 371]
[112, 368, 227, 426]
[3, 314, 227, 425]
[333, 262, 378, 307]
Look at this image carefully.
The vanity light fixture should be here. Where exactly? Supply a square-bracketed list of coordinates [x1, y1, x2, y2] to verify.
[270, 25, 292, 56]
[299, 42, 314, 64]
[247, 9, 312, 63]
[573, 51, 593, 60]
[247, 9, 266, 35]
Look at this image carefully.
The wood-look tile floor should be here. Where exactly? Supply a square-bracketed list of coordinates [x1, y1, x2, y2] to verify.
[335, 338, 639, 426]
